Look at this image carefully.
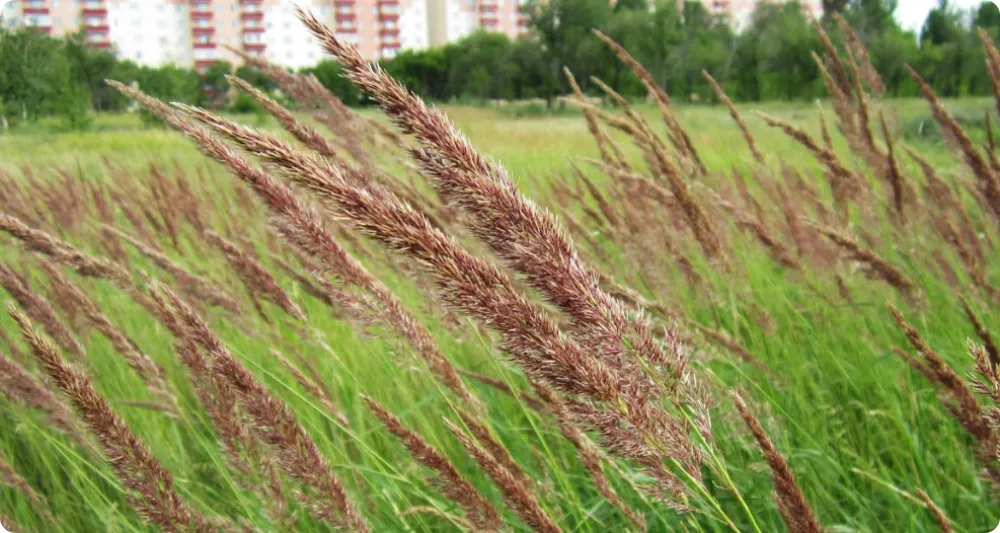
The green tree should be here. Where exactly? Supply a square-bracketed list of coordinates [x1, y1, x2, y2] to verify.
[528, 0, 614, 104]
[0, 27, 79, 124]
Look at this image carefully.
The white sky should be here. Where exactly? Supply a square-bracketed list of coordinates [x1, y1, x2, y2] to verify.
[896, 0, 997, 31]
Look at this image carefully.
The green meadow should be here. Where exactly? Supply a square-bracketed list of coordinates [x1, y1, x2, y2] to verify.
[0, 94, 996, 533]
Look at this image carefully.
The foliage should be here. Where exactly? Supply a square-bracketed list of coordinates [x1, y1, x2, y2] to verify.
[4, 0, 1000, 123]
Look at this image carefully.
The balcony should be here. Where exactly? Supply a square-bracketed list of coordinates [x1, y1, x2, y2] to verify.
[195, 59, 217, 70]
[240, 11, 263, 20]
[193, 26, 215, 35]
[85, 23, 110, 32]
[193, 41, 217, 49]
[378, 12, 399, 21]
[242, 26, 264, 33]
[81, 8, 108, 17]
[243, 42, 266, 51]
[379, 28, 399, 38]
[23, 7, 50, 15]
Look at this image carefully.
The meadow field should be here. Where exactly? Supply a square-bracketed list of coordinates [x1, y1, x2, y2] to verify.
[0, 18, 998, 533]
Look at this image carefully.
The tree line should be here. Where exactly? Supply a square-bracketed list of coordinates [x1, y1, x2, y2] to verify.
[1, 0, 998, 129]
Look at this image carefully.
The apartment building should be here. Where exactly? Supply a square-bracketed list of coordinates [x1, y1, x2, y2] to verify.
[427, 0, 529, 47]
[702, 0, 823, 27]
[1, 0, 432, 67]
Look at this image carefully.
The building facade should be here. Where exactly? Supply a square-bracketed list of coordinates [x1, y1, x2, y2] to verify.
[427, 0, 529, 47]
[1, 0, 438, 67]
[701, 0, 823, 28]
[1, 0, 822, 68]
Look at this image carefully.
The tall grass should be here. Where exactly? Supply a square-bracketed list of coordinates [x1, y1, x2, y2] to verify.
[0, 11, 996, 533]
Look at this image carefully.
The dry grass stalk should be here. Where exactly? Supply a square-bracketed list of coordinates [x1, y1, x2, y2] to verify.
[810, 223, 916, 298]
[817, 103, 834, 151]
[755, 112, 862, 211]
[107, 226, 241, 313]
[889, 307, 1000, 488]
[811, 52, 859, 141]
[813, 21, 852, 97]
[0, 213, 132, 287]
[836, 15, 886, 96]
[0, 261, 83, 358]
[564, 68, 620, 169]
[690, 322, 769, 373]
[848, 58, 880, 160]
[979, 28, 1000, 120]
[273, 349, 349, 427]
[986, 112, 1000, 174]
[906, 64, 1000, 220]
[711, 193, 800, 270]
[458, 370, 546, 411]
[531, 384, 647, 530]
[178, 99, 702, 499]
[363, 397, 502, 531]
[0, 450, 54, 524]
[703, 71, 764, 164]
[7, 305, 222, 531]
[905, 148, 985, 263]
[569, 163, 621, 230]
[228, 75, 438, 223]
[107, 82, 484, 415]
[732, 393, 823, 533]
[879, 113, 908, 220]
[444, 419, 561, 533]
[916, 489, 953, 533]
[203, 230, 304, 320]
[300, 5, 714, 282]
[590, 31, 704, 173]
[228, 75, 341, 160]
[587, 100, 722, 258]
[961, 297, 999, 367]
[969, 342, 1000, 488]
[37, 259, 176, 410]
[0, 350, 87, 447]
[144, 281, 285, 515]
[150, 284, 369, 532]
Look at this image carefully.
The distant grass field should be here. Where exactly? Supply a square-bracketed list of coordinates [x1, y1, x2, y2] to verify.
[0, 96, 997, 532]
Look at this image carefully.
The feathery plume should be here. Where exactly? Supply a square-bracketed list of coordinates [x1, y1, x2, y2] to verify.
[175, 101, 701, 498]
[203, 231, 304, 320]
[0, 350, 86, 446]
[107, 81, 481, 414]
[703, 71, 763, 164]
[0, 261, 83, 358]
[36, 259, 176, 410]
[0, 214, 132, 287]
[733, 393, 822, 533]
[107, 226, 241, 313]
[889, 306, 999, 488]
[755, 112, 862, 211]
[150, 284, 369, 532]
[809, 222, 916, 298]
[961, 297, 999, 367]
[8, 305, 221, 531]
[907, 64, 1000, 219]
[444, 419, 561, 533]
[363, 397, 502, 531]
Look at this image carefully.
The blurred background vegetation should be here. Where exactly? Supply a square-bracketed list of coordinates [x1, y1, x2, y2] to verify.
[2, 0, 1000, 131]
